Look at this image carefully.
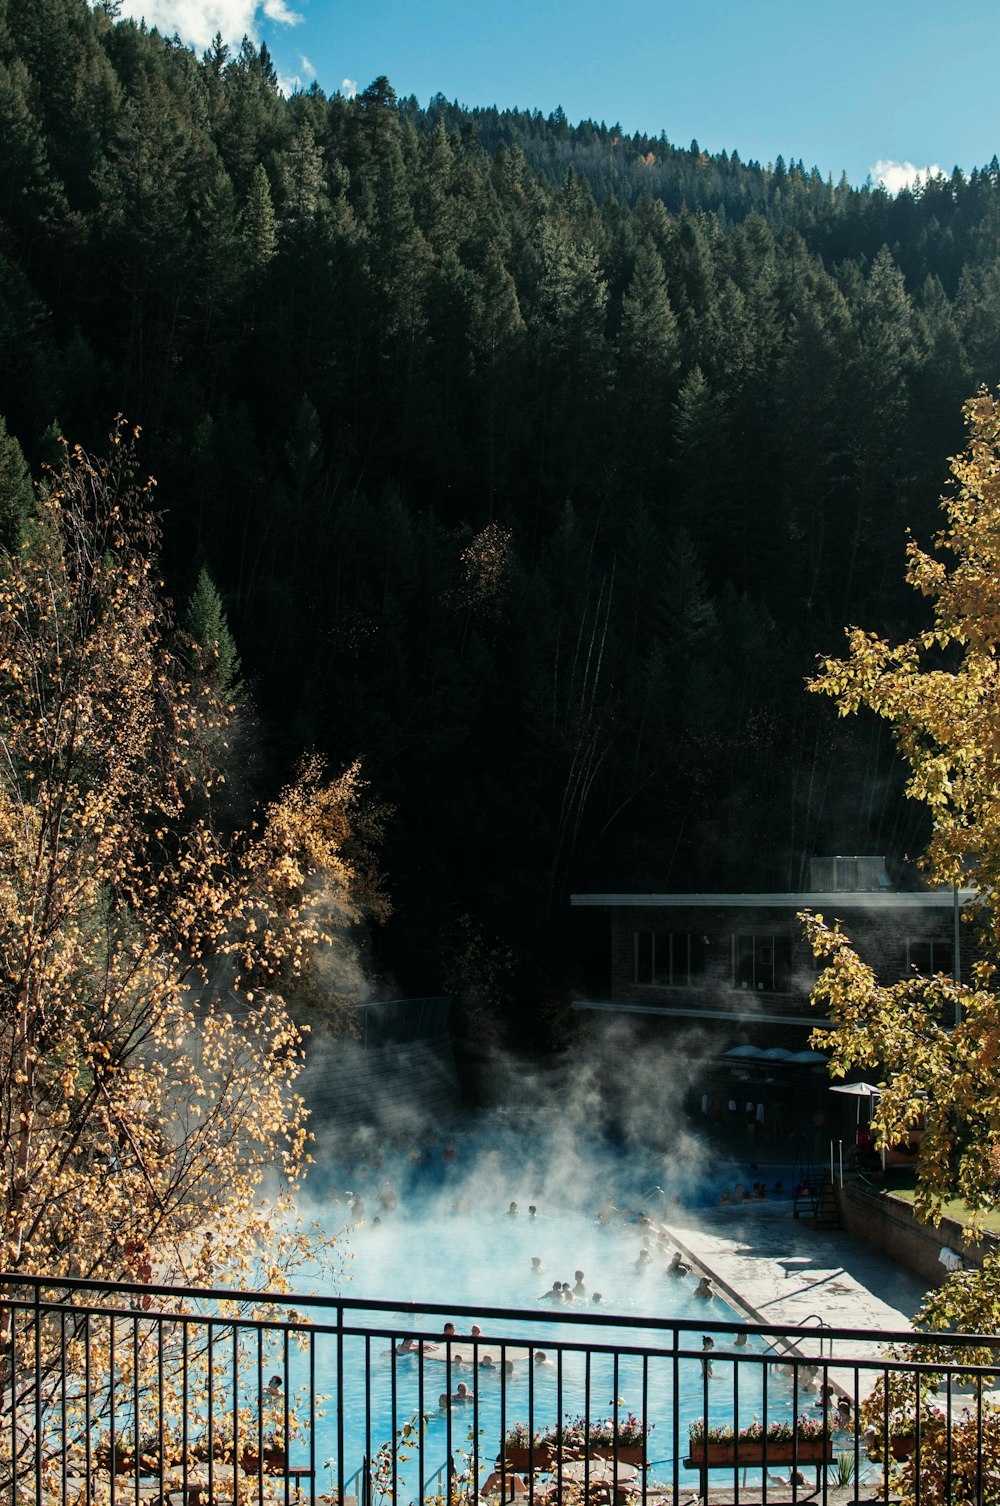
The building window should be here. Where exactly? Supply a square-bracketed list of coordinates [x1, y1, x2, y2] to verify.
[633, 932, 706, 986]
[907, 939, 953, 976]
[732, 934, 791, 991]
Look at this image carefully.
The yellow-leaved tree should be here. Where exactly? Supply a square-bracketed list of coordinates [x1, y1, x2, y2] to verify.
[805, 389, 1000, 1501]
[0, 424, 385, 1490]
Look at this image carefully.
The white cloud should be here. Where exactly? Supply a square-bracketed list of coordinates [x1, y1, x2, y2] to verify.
[872, 158, 945, 195]
[341, 78, 358, 99]
[299, 53, 315, 76]
[262, 0, 301, 25]
[114, 0, 301, 51]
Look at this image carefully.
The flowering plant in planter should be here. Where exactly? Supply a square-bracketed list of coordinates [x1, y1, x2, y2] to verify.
[690, 1415, 833, 1446]
[550, 1415, 652, 1450]
[504, 1415, 653, 1454]
[503, 1423, 543, 1450]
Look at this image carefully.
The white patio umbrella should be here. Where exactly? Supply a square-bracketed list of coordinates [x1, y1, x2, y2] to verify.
[830, 1081, 882, 1122]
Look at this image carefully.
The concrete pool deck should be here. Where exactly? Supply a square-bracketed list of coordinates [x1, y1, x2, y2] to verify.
[666, 1201, 927, 1334]
[661, 1200, 929, 1407]
[638, 1204, 932, 1501]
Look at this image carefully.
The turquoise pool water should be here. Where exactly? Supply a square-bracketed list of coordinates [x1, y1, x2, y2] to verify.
[281, 1121, 809, 1493]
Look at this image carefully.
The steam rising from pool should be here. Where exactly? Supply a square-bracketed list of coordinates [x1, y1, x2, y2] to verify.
[281, 1020, 808, 1488]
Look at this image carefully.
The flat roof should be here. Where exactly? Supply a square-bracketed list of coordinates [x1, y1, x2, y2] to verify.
[572, 1000, 820, 1026]
[571, 890, 977, 909]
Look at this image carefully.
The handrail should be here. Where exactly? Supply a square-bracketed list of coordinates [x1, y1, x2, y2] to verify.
[344, 1458, 370, 1504]
[796, 1312, 832, 1357]
[636, 1186, 667, 1214]
[760, 1314, 830, 1359]
[3, 1274, 994, 1350]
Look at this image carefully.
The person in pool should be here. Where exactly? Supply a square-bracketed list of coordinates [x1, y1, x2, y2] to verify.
[377, 1180, 398, 1212]
[666, 1250, 690, 1277]
[533, 1350, 555, 1369]
[694, 1275, 714, 1299]
[539, 1281, 562, 1302]
[531, 1256, 543, 1276]
[572, 1269, 586, 1296]
[507, 1201, 518, 1216]
[591, 1291, 604, 1306]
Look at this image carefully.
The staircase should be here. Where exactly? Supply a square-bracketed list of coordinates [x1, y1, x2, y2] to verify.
[792, 1164, 841, 1229]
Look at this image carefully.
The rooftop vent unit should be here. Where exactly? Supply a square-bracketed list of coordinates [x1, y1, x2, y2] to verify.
[809, 855, 891, 892]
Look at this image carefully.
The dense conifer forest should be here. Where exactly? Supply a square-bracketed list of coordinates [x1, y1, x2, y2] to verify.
[3, 0, 1000, 1045]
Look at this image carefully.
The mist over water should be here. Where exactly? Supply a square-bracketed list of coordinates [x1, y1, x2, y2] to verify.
[279, 1021, 813, 1485]
[297, 1017, 780, 1314]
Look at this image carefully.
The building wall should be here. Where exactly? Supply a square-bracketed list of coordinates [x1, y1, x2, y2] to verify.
[608, 901, 972, 1016]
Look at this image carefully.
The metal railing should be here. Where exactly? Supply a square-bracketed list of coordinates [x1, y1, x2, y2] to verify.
[2, 1274, 999, 1504]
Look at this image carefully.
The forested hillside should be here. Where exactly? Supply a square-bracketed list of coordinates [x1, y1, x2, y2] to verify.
[3, 0, 998, 1045]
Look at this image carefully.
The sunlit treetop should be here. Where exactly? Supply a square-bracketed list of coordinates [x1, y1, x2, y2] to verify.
[0, 421, 383, 1302]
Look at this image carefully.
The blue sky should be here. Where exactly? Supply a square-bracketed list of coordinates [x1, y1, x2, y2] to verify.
[117, 0, 1000, 189]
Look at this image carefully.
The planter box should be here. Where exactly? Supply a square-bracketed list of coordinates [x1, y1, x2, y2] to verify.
[240, 1446, 289, 1475]
[687, 1439, 834, 1467]
[866, 1434, 917, 1461]
[503, 1446, 645, 1471]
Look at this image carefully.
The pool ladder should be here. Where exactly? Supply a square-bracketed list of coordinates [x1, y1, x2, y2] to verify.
[343, 1454, 456, 1506]
[760, 1312, 832, 1360]
[637, 1185, 668, 1216]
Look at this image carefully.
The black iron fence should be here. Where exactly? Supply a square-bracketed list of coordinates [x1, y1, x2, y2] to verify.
[2, 1274, 998, 1504]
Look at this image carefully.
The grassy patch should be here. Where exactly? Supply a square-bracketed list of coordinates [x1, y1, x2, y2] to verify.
[889, 1186, 1000, 1236]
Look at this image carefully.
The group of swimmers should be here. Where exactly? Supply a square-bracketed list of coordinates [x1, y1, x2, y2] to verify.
[537, 1269, 603, 1305]
[632, 1229, 715, 1300]
[719, 1180, 781, 1205]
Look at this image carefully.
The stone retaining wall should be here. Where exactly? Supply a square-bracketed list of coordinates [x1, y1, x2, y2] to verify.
[835, 1178, 998, 1286]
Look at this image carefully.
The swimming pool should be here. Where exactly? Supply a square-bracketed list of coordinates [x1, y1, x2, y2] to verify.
[288, 1117, 810, 1493]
